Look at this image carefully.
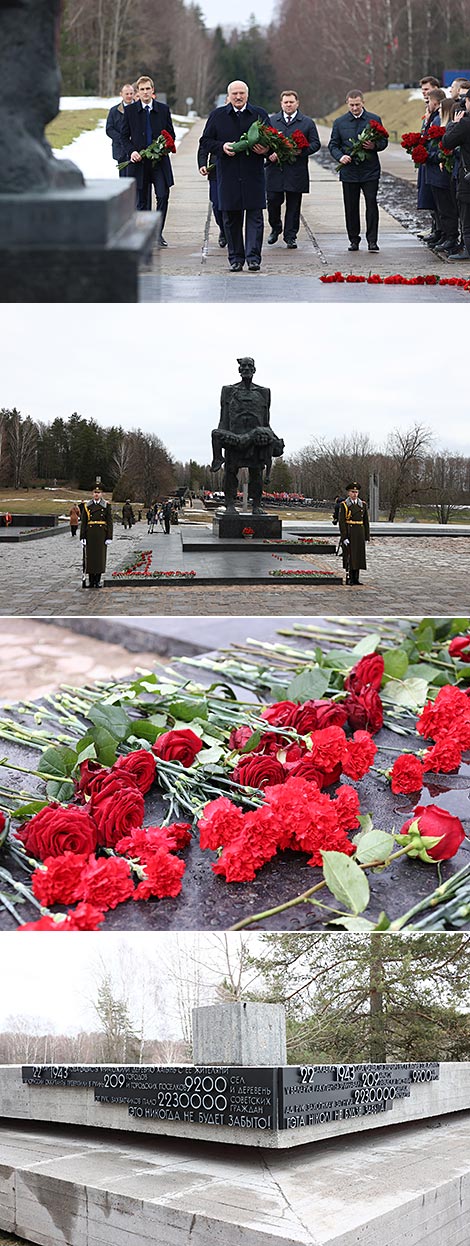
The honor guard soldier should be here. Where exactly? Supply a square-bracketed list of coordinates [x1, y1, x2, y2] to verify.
[339, 481, 370, 585]
[80, 484, 113, 588]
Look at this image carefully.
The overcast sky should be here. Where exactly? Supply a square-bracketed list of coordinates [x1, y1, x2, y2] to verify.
[1, 305, 469, 461]
[0, 933, 259, 1036]
[200, 0, 274, 26]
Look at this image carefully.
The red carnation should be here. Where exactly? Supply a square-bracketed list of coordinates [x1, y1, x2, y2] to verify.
[391, 754, 424, 794]
[449, 635, 470, 663]
[32, 852, 88, 906]
[309, 726, 347, 773]
[116, 822, 191, 861]
[198, 796, 245, 851]
[133, 849, 186, 900]
[113, 750, 157, 793]
[334, 785, 361, 832]
[67, 902, 106, 930]
[82, 856, 135, 909]
[152, 729, 203, 767]
[399, 804, 465, 861]
[16, 803, 98, 860]
[423, 734, 463, 774]
[342, 731, 377, 780]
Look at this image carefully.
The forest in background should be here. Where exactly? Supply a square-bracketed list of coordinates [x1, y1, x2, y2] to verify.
[60, 0, 470, 115]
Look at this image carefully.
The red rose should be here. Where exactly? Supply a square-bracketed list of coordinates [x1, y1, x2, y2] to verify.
[0, 813, 6, 834]
[113, 750, 157, 793]
[344, 686, 383, 733]
[232, 753, 286, 789]
[76, 759, 105, 798]
[412, 144, 429, 164]
[152, 729, 203, 767]
[261, 701, 298, 727]
[32, 852, 88, 906]
[344, 654, 384, 694]
[399, 804, 465, 861]
[342, 731, 377, 780]
[285, 758, 326, 787]
[228, 725, 254, 750]
[391, 754, 424, 794]
[133, 849, 186, 900]
[89, 774, 145, 849]
[449, 635, 470, 663]
[82, 856, 135, 909]
[16, 803, 98, 860]
[315, 702, 348, 729]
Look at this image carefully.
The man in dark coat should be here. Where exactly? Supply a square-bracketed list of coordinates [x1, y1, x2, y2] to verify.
[338, 483, 370, 585]
[80, 485, 113, 588]
[266, 90, 321, 248]
[328, 90, 388, 251]
[442, 92, 470, 258]
[122, 500, 135, 529]
[199, 80, 270, 271]
[120, 75, 175, 242]
[106, 84, 134, 176]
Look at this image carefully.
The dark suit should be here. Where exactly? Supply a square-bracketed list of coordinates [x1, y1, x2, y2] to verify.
[121, 99, 175, 219]
[328, 108, 388, 247]
[200, 101, 270, 265]
[265, 110, 321, 242]
[443, 113, 470, 252]
[106, 101, 130, 176]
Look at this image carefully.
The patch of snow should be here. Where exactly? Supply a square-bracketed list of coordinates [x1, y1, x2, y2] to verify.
[54, 118, 188, 181]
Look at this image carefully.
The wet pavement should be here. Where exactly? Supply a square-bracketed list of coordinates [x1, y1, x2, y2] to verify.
[0, 524, 466, 616]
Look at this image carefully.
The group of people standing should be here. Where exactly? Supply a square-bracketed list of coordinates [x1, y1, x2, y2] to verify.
[416, 75, 470, 260]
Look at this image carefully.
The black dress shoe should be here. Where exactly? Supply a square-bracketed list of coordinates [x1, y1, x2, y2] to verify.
[159, 236, 168, 248]
[267, 229, 281, 244]
[446, 247, 469, 260]
[218, 233, 227, 247]
[368, 243, 380, 252]
[230, 261, 243, 271]
[348, 242, 359, 251]
[285, 239, 297, 248]
[247, 261, 260, 271]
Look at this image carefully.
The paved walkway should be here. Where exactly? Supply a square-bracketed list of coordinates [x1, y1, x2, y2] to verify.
[0, 523, 466, 616]
[139, 120, 470, 301]
[0, 619, 155, 702]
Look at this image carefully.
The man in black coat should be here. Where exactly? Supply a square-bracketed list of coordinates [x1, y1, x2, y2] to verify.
[266, 90, 321, 248]
[328, 90, 388, 251]
[120, 75, 175, 242]
[106, 84, 134, 176]
[443, 92, 470, 258]
[199, 81, 270, 271]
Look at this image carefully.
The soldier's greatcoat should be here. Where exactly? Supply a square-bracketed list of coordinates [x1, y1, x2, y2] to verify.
[80, 499, 113, 576]
[338, 497, 370, 571]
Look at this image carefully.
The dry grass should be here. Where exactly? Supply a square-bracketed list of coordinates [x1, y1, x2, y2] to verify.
[0, 487, 111, 516]
[46, 109, 107, 149]
[318, 89, 426, 142]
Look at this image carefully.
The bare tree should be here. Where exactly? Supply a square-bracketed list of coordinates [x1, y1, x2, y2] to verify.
[385, 423, 433, 521]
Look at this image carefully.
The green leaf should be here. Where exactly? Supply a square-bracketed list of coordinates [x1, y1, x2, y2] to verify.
[207, 682, 237, 700]
[329, 916, 376, 930]
[406, 663, 441, 683]
[383, 648, 408, 680]
[75, 743, 97, 768]
[384, 677, 429, 710]
[87, 702, 130, 741]
[11, 800, 48, 819]
[357, 813, 374, 834]
[374, 911, 392, 930]
[414, 623, 435, 652]
[38, 745, 77, 779]
[322, 650, 354, 670]
[449, 618, 470, 636]
[321, 851, 370, 915]
[125, 720, 161, 744]
[78, 727, 119, 767]
[354, 830, 394, 866]
[196, 744, 224, 765]
[168, 698, 208, 722]
[286, 668, 330, 703]
[351, 633, 381, 657]
[46, 778, 75, 803]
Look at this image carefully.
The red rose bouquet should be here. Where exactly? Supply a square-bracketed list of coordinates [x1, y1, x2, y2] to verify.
[228, 118, 309, 165]
[118, 129, 176, 172]
[401, 131, 423, 153]
[336, 118, 389, 171]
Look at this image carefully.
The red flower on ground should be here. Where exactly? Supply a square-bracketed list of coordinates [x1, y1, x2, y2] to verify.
[399, 804, 465, 861]
[342, 731, 378, 780]
[390, 754, 425, 794]
[31, 852, 89, 906]
[261, 700, 298, 727]
[417, 684, 470, 740]
[232, 753, 286, 789]
[449, 635, 470, 663]
[309, 726, 347, 774]
[113, 750, 157, 793]
[116, 823, 191, 861]
[152, 729, 203, 767]
[133, 849, 186, 900]
[89, 774, 145, 849]
[344, 653, 384, 694]
[16, 803, 98, 860]
[423, 734, 463, 774]
[198, 796, 245, 851]
[67, 902, 106, 930]
[343, 686, 384, 734]
[333, 785, 361, 832]
[82, 855, 135, 909]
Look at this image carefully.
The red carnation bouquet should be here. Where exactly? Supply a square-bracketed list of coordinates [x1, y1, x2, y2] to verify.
[118, 129, 176, 171]
[336, 118, 388, 171]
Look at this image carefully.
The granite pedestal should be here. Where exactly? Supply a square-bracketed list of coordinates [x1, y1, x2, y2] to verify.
[0, 182, 159, 302]
[213, 512, 282, 540]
